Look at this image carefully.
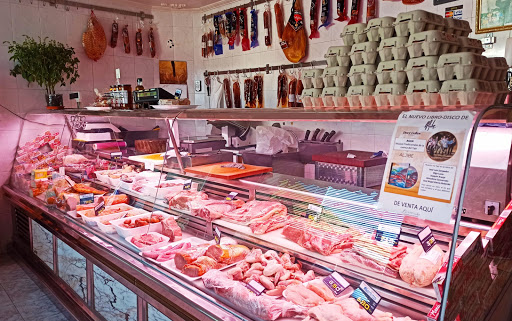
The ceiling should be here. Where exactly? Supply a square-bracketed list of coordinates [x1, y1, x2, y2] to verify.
[134, 0, 225, 9]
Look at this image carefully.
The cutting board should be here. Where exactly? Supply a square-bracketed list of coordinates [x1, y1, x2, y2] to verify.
[184, 162, 272, 180]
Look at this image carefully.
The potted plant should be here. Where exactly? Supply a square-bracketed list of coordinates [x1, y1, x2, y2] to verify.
[5, 36, 80, 110]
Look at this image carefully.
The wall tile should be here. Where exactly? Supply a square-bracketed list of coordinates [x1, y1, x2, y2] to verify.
[114, 55, 135, 85]
[92, 55, 115, 91]
[0, 3, 13, 44]
[40, 6, 68, 44]
[11, 4, 40, 42]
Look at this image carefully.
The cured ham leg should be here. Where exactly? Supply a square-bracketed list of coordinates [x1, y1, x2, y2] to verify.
[281, 0, 307, 63]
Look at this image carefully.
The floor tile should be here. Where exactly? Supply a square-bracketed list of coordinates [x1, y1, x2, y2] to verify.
[0, 302, 24, 321]
[0, 288, 13, 308]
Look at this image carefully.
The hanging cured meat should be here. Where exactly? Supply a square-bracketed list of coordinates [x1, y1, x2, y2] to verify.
[319, 0, 333, 29]
[288, 78, 297, 107]
[149, 27, 156, 58]
[228, 11, 237, 49]
[233, 80, 241, 108]
[277, 73, 288, 108]
[244, 78, 255, 108]
[250, 9, 259, 48]
[309, 0, 320, 39]
[122, 25, 130, 54]
[223, 78, 233, 108]
[82, 11, 107, 61]
[263, 3, 272, 47]
[275, 1, 284, 40]
[254, 75, 264, 108]
[281, 0, 307, 63]
[240, 8, 250, 51]
[348, 0, 362, 24]
[207, 29, 214, 57]
[295, 79, 304, 107]
[201, 26, 207, 57]
[214, 15, 223, 56]
[367, 0, 376, 21]
[135, 29, 143, 56]
[111, 21, 118, 48]
[335, 0, 348, 22]
[403, 0, 424, 4]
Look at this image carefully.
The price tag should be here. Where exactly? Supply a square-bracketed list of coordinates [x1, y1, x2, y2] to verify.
[225, 192, 238, 201]
[94, 199, 105, 216]
[111, 152, 122, 160]
[145, 162, 155, 171]
[214, 226, 222, 244]
[246, 280, 265, 296]
[183, 180, 192, 191]
[351, 281, 381, 315]
[375, 224, 401, 247]
[79, 193, 94, 205]
[323, 271, 350, 296]
[305, 204, 322, 221]
[418, 226, 437, 253]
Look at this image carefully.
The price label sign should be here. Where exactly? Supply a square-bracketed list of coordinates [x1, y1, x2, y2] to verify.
[375, 224, 401, 247]
[214, 226, 222, 245]
[323, 271, 350, 296]
[351, 281, 381, 315]
[246, 280, 265, 296]
[94, 199, 105, 217]
[145, 162, 155, 171]
[110, 152, 122, 160]
[418, 226, 437, 253]
[225, 192, 238, 201]
[305, 204, 323, 221]
[183, 180, 192, 191]
[79, 193, 94, 205]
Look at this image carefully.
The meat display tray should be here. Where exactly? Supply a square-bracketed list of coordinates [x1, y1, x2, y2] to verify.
[184, 162, 272, 180]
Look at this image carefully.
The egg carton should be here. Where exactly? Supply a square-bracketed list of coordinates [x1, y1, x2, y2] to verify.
[301, 88, 324, 109]
[378, 36, 409, 61]
[394, 10, 445, 37]
[407, 30, 459, 58]
[444, 18, 471, 37]
[323, 66, 350, 87]
[374, 84, 407, 109]
[321, 87, 348, 110]
[348, 64, 377, 86]
[439, 79, 494, 107]
[325, 46, 352, 67]
[405, 56, 439, 82]
[303, 69, 325, 89]
[376, 60, 407, 84]
[490, 81, 509, 105]
[405, 80, 442, 108]
[365, 17, 396, 42]
[350, 41, 379, 65]
[347, 85, 376, 110]
[487, 57, 509, 81]
[341, 23, 367, 46]
[437, 52, 489, 81]
[458, 37, 484, 55]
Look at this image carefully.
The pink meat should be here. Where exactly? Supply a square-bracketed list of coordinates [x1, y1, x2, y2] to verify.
[335, 298, 374, 321]
[250, 213, 291, 235]
[161, 217, 182, 242]
[165, 190, 208, 210]
[224, 201, 287, 223]
[189, 199, 237, 221]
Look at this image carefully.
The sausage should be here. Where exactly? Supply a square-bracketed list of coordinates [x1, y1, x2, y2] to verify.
[277, 74, 283, 108]
[250, 9, 258, 48]
[254, 75, 264, 108]
[367, 0, 376, 22]
[244, 78, 253, 108]
[122, 25, 130, 54]
[263, 3, 272, 47]
[348, 0, 362, 25]
[110, 21, 118, 48]
[207, 29, 214, 57]
[250, 77, 258, 108]
[201, 30, 207, 58]
[213, 15, 223, 55]
[240, 8, 250, 51]
[319, 0, 333, 29]
[280, 74, 288, 108]
[233, 80, 241, 108]
[149, 27, 156, 58]
[309, 0, 320, 39]
[288, 78, 297, 107]
[223, 78, 233, 108]
[335, 0, 349, 22]
[135, 28, 143, 55]
[228, 11, 237, 49]
[295, 79, 304, 107]
[274, 1, 284, 40]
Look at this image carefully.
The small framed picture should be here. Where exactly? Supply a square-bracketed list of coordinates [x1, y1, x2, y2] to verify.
[476, 0, 512, 34]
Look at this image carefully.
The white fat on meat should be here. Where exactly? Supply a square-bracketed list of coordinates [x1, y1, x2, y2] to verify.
[335, 298, 374, 321]
[399, 244, 444, 287]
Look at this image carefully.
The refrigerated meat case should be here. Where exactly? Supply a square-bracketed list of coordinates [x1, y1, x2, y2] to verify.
[3, 107, 512, 321]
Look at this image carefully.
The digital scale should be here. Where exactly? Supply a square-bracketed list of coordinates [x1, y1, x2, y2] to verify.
[133, 87, 176, 106]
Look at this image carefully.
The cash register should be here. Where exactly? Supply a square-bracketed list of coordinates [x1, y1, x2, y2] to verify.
[133, 87, 176, 108]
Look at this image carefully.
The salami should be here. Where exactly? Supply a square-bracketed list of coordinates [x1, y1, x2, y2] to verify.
[403, 0, 425, 4]
[122, 25, 130, 54]
[110, 21, 118, 48]
[335, 0, 349, 22]
[295, 79, 304, 107]
[233, 80, 241, 108]
[223, 78, 233, 108]
[348, 0, 362, 25]
[281, 0, 307, 63]
[254, 75, 264, 108]
[149, 27, 156, 58]
[288, 78, 297, 107]
[244, 78, 254, 108]
[135, 28, 143, 55]
[207, 28, 214, 57]
[226, 12, 235, 50]
[250, 9, 259, 48]
[367, 0, 376, 21]
[319, 0, 333, 29]
[240, 8, 250, 51]
[263, 3, 272, 47]
[201, 27, 207, 58]
[309, 0, 320, 39]
[277, 73, 289, 108]
[213, 15, 223, 56]
[275, 1, 284, 40]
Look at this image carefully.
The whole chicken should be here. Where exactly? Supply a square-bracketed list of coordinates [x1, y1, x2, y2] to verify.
[82, 11, 107, 61]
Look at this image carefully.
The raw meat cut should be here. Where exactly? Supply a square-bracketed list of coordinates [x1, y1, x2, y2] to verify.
[189, 199, 238, 221]
[306, 304, 352, 321]
[202, 270, 306, 320]
[281, 0, 307, 63]
[335, 298, 373, 321]
[82, 11, 107, 61]
[399, 244, 444, 287]
[161, 217, 182, 242]
[339, 250, 399, 278]
[174, 243, 211, 270]
[165, 190, 208, 210]
[250, 213, 291, 235]
[183, 256, 221, 277]
[142, 242, 191, 262]
[224, 201, 287, 223]
[306, 279, 335, 302]
[130, 233, 164, 248]
[205, 244, 250, 264]
[283, 284, 325, 307]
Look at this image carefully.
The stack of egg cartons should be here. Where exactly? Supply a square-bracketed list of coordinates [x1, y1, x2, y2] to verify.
[302, 68, 325, 110]
[321, 45, 351, 110]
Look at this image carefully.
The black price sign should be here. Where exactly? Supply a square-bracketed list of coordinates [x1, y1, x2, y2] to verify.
[417, 226, 437, 253]
[183, 180, 192, 191]
[79, 193, 94, 205]
[351, 281, 381, 315]
[375, 223, 401, 247]
[110, 152, 122, 160]
[94, 199, 105, 216]
[323, 271, 350, 296]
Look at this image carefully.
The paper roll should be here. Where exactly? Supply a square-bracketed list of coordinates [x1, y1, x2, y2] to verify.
[93, 142, 127, 150]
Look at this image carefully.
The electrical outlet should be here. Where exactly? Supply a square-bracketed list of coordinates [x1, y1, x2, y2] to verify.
[195, 80, 202, 92]
[484, 200, 500, 215]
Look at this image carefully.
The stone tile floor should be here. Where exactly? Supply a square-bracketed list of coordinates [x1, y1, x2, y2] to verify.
[0, 252, 76, 321]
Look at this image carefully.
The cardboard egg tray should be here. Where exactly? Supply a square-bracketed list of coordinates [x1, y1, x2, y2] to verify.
[440, 79, 494, 108]
[321, 87, 348, 110]
[405, 56, 439, 82]
[301, 88, 324, 109]
[490, 81, 509, 105]
[349, 64, 377, 86]
[444, 18, 471, 37]
[405, 80, 442, 108]
[350, 41, 379, 65]
[325, 46, 352, 67]
[487, 57, 509, 81]
[365, 17, 396, 42]
[378, 36, 409, 61]
[303, 69, 325, 89]
[374, 84, 408, 109]
[347, 85, 376, 110]
[376, 60, 407, 84]
[407, 30, 458, 58]
[459, 37, 484, 54]
[394, 10, 445, 37]
[437, 52, 489, 81]
[323, 66, 350, 87]
[341, 23, 367, 46]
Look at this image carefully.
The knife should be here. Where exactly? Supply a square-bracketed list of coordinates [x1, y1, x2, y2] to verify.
[304, 130, 311, 141]
[311, 128, 321, 141]
[320, 132, 329, 142]
[325, 130, 336, 142]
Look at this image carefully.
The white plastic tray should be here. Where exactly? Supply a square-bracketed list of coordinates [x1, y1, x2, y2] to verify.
[78, 204, 135, 226]
[125, 232, 170, 252]
[111, 210, 173, 238]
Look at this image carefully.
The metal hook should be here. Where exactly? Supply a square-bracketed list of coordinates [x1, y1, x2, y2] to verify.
[310, 61, 314, 68]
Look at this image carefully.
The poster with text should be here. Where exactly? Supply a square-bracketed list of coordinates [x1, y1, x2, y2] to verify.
[378, 111, 475, 223]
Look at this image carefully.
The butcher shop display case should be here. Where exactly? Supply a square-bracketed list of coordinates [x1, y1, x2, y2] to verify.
[3, 107, 512, 321]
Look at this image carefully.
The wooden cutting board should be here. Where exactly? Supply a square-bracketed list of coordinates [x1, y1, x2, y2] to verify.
[184, 162, 272, 180]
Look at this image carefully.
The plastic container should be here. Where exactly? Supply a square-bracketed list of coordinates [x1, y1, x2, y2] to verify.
[487, 57, 509, 81]
[440, 79, 493, 107]
[125, 232, 170, 252]
[350, 41, 379, 65]
[301, 88, 324, 108]
[490, 81, 509, 104]
[437, 52, 489, 81]
[407, 30, 458, 58]
[78, 204, 135, 226]
[365, 17, 396, 42]
[96, 209, 148, 234]
[109, 172, 138, 187]
[376, 60, 407, 84]
[144, 179, 188, 199]
[325, 46, 351, 67]
[394, 10, 445, 37]
[458, 37, 484, 55]
[94, 170, 113, 184]
[111, 211, 173, 238]
[405, 56, 439, 82]
[405, 80, 442, 108]
[444, 18, 471, 37]
[303, 69, 325, 89]
[341, 23, 367, 46]
[374, 84, 407, 109]
[321, 87, 348, 110]
[378, 36, 409, 61]
[346, 85, 376, 109]
[323, 66, 350, 87]
[348, 64, 377, 86]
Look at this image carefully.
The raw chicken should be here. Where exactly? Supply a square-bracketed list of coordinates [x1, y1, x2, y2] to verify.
[82, 11, 107, 61]
[245, 249, 263, 263]
[306, 304, 352, 321]
[306, 279, 336, 302]
[399, 244, 444, 287]
[284, 284, 325, 307]
[335, 298, 374, 321]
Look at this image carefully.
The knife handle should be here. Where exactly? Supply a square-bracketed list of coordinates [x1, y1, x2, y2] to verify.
[304, 130, 311, 141]
[320, 132, 329, 142]
[326, 130, 336, 142]
[311, 128, 321, 141]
